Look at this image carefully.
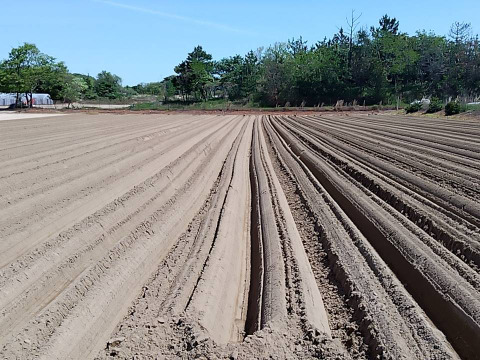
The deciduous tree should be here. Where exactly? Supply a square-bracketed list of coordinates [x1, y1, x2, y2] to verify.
[95, 71, 122, 99]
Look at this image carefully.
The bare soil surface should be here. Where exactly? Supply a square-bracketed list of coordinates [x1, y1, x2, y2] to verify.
[0, 113, 478, 359]
[0, 112, 65, 121]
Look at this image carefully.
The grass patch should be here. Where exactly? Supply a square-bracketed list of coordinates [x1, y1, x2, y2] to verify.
[130, 98, 263, 111]
[465, 103, 480, 111]
[129, 99, 399, 112]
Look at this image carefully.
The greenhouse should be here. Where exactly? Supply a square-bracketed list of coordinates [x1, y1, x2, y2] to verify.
[0, 93, 54, 106]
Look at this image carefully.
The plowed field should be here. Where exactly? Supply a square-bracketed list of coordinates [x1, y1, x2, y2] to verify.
[0, 113, 478, 359]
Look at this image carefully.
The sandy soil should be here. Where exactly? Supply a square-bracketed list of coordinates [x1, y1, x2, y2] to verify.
[0, 113, 478, 359]
[0, 112, 65, 121]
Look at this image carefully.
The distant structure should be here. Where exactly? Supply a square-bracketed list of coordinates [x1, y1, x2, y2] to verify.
[0, 93, 54, 106]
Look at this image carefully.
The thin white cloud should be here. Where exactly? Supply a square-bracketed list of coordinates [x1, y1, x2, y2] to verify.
[94, 0, 255, 35]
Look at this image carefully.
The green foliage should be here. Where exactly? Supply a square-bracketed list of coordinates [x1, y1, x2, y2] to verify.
[95, 71, 122, 99]
[215, 51, 260, 102]
[405, 102, 422, 113]
[61, 75, 88, 105]
[445, 101, 461, 115]
[73, 74, 97, 99]
[130, 98, 262, 111]
[0, 45, 134, 104]
[132, 82, 163, 96]
[163, 76, 177, 99]
[372, 15, 400, 36]
[465, 103, 480, 111]
[38, 62, 69, 100]
[0, 68, 6, 92]
[0, 44, 123, 104]
[190, 59, 213, 100]
[161, 14, 478, 107]
[122, 86, 138, 98]
[215, 55, 244, 99]
[160, 18, 479, 108]
[426, 98, 443, 113]
[2, 14, 480, 109]
[174, 46, 214, 101]
[0, 43, 65, 106]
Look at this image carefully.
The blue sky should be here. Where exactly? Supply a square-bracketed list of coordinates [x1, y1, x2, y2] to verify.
[1, 0, 479, 85]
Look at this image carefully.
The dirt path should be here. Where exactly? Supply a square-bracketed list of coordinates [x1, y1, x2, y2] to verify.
[0, 113, 478, 359]
[0, 112, 65, 121]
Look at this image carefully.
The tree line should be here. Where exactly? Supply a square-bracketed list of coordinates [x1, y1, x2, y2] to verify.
[1, 14, 479, 108]
[0, 43, 128, 107]
[164, 15, 479, 107]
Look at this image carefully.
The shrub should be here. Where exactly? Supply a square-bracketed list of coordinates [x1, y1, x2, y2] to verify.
[445, 101, 461, 116]
[405, 102, 422, 113]
[426, 98, 443, 113]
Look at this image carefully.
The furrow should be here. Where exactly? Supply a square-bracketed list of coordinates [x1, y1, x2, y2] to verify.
[185, 116, 253, 344]
[271, 115, 480, 359]
[0, 116, 199, 180]
[0, 116, 241, 343]
[282, 116, 480, 274]
[0, 116, 216, 206]
[299, 115, 480, 194]
[266, 116, 461, 359]
[253, 117, 331, 336]
[0, 116, 233, 266]
[0, 115, 243, 360]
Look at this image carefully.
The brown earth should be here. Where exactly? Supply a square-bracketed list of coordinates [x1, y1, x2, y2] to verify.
[0, 112, 478, 359]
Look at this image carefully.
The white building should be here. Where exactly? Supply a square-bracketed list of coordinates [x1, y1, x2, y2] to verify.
[0, 93, 54, 106]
